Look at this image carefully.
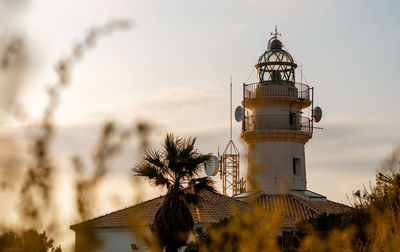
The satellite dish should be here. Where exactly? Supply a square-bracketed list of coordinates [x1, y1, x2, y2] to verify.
[235, 106, 244, 122]
[312, 106, 323, 123]
[204, 156, 219, 176]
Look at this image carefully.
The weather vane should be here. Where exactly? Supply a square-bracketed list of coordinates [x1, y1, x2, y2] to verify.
[270, 25, 281, 40]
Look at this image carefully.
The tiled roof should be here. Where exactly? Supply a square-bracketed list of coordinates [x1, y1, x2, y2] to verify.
[257, 194, 352, 225]
[280, 215, 296, 229]
[70, 190, 253, 230]
[70, 190, 352, 231]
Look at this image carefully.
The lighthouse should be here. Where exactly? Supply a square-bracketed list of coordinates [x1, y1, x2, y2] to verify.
[241, 27, 315, 194]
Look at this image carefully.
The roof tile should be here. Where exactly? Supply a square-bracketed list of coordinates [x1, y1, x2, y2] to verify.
[257, 194, 352, 224]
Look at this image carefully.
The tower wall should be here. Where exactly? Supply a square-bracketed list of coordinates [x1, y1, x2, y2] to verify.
[251, 101, 302, 115]
[246, 140, 306, 193]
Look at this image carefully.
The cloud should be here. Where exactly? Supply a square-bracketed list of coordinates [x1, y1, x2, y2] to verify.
[0, 116, 27, 189]
[3, 80, 399, 206]
[47, 83, 400, 204]
[61, 82, 230, 131]
[306, 116, 400, 202]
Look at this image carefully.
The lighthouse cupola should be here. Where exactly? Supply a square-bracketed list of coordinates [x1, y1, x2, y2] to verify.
[256, 36, 296, 84]
[241, 27, 315, 194]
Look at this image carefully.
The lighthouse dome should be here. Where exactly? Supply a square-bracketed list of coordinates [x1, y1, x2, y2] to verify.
[258, 42, 295, 65]
[256, 39, 297, 83]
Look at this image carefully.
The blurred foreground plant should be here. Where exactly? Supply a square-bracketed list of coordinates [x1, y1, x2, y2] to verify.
[0, 229, 61, 252]
[296, 145, 400, 251]
[71, 120, 146, 252]
[19, 19, 131, 232]
[183, 146, 400, 252]
[192, 207, 281, 252]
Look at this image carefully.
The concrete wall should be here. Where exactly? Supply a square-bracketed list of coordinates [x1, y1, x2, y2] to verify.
[75, 226, 199, 252]
[247, 140, 306, 193]
[253, 101, 302, 115]
[75, 227, 148, 252]
[243, 85, 310, 193]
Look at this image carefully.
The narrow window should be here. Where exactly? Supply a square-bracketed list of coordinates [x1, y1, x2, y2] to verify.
[292, 158, 296, 175]
[293, 158, 300, 175]
[289, 113, 295, 125]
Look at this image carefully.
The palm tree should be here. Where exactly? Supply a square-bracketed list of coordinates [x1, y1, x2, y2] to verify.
[132, 133, 215, 252]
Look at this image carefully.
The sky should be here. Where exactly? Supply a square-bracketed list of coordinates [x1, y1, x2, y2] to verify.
[1, 0, 400, 242]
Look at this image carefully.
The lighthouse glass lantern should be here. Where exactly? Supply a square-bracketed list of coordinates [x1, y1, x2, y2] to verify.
[256, 38, 296, 84]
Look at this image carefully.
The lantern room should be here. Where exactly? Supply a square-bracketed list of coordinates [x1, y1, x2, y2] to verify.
[256, 32, 297, 84]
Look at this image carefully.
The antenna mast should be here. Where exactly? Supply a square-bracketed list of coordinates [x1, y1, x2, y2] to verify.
[219, 77, 243, 196]
[230, 76, 232, 141]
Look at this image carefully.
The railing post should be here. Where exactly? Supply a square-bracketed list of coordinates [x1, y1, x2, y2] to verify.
[242, 83, 245, 132]
[311, 87, 314, 134]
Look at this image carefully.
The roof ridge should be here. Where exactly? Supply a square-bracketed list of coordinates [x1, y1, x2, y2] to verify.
[70, 194, 165, 229]
[291, 195, 353, 214]
[289, 194, 321, 216]
[215, 191, 253, 205]
[326, 199, 353, 209]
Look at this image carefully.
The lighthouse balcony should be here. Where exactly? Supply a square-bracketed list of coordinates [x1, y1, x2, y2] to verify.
[244, 82, 311, 107]
[243, 114, 312, 134]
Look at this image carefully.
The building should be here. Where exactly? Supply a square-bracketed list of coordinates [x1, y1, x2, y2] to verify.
[70, 29, 352, 251]
[71, 190, 253, 251]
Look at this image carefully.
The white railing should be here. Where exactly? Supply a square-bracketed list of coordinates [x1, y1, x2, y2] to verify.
[244, 82, 310, 100]
[243, 114, 312, 134]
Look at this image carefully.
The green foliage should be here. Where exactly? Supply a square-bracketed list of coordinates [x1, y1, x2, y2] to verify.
[0, 229, 61, 252]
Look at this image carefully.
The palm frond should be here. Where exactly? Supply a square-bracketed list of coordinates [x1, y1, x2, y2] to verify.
[183, 192, 200, 205]
[184, 153, 212, 177]
[190, 177, 216, 194]
[132, 162, 158, 178]
[154, 174, 171, 188]
[164, 133, 181, 174]
[132, 162, 171, 188]
[143, 149, 164, 169]
[164, 133, 179, 160]
[178, 137, 196, 161]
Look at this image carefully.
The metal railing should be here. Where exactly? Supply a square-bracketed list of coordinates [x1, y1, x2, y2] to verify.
[244, 82, 310, 100]
[243, 114, 312, 134]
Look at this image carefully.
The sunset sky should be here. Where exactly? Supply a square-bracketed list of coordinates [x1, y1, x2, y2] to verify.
[1, 0, 400, 223]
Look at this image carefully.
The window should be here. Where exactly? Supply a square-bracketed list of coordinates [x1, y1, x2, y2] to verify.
[289, 113, 296, 125]
[293, 158, 300, 175]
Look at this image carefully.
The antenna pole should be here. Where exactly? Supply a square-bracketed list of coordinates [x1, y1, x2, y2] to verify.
[311, 87, 314, 134]
[300, 62, 303, 84]
[230, 76, 232, 142]
[243, 83, 245, 132]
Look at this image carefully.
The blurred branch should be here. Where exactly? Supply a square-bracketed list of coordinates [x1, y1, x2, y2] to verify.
[0, 36, 23, 70]
[18, 19, 131, 230]
[73, 121, 136, 220]
[0, 34, 28, 120]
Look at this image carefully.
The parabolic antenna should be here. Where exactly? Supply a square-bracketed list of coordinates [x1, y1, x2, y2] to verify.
[204, 156, 219, 176]
[312, 106, 323, 123]
[234, 106, 244, 122]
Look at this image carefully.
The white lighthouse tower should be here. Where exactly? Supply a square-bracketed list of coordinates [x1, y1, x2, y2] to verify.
[241, 28, 316, 194]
